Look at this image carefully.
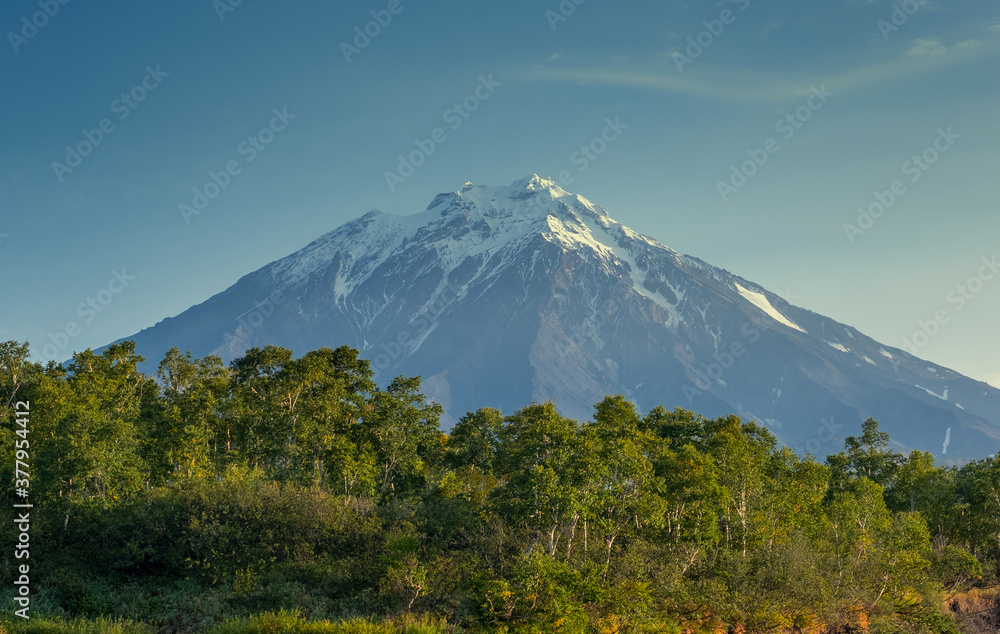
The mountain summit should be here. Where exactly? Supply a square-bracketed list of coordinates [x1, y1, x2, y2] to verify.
[117, 175, 1000, 459]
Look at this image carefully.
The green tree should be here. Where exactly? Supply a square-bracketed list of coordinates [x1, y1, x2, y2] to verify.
[655, 442, 724, 575]
[359, 375, 442, 498]
[445, 407, 504, 472]
[824, 477, 931, 608]
[844, 418, 901, 486]
[439, 407, 504, 509]
[149, 348, 229, 480]
[644, 405, 704, 448]
[495, 402, 582, 559]
[582, 395, 666, 576]
[0, 341, 32, 409]
[766, 451, 831, 545]
[885, 450, 957, 544]
[38, 343, 154, 532]
[281, 346, 374, 487]
[228, 345, 296, 473]
[702, 415, 777, 557]
[955, 455, 1000, 576]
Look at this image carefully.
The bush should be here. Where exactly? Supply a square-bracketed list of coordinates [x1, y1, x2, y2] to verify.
[61, 474, 384, 588]
[0, 616, 154, 634]
[204, 610, 447, 633]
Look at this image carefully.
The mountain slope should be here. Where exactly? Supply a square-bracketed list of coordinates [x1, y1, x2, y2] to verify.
[115, 175, 1000, 459]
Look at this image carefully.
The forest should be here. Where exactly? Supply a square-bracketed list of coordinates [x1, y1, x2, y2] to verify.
[1, 340, 999, 633]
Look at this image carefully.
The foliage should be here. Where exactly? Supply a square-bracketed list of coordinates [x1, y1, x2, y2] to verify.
[1, 340, 994, 633]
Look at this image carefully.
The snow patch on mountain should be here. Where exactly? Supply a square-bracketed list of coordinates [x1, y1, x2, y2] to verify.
[735, 283, 806, 333]
[915, 385, 949, 402]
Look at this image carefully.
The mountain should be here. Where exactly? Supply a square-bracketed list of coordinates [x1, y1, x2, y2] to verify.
[114, 174, 1000, 459]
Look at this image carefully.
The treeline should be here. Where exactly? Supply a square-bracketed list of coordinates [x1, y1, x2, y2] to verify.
[1, 340, 999, 633]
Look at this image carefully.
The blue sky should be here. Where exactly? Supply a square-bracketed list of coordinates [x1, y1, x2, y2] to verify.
[1, 0, 998, 386]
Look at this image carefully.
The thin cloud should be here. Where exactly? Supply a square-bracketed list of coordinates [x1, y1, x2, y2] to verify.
[759, 22, 782, 39]
[521, 38, 996, 103]
[906, 38, 947, 56]
[956, 39, 985, 50]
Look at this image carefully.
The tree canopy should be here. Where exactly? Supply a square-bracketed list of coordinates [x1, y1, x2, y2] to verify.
[1, 340, 997, 633]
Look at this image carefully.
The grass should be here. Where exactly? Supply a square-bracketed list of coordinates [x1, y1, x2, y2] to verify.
[0, 612, 452, 634]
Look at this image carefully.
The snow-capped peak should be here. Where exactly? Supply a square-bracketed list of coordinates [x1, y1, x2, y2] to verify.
[418, 174, 610, 228]
[264, 175, 684, 315]
[510, 173, 566, 194]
